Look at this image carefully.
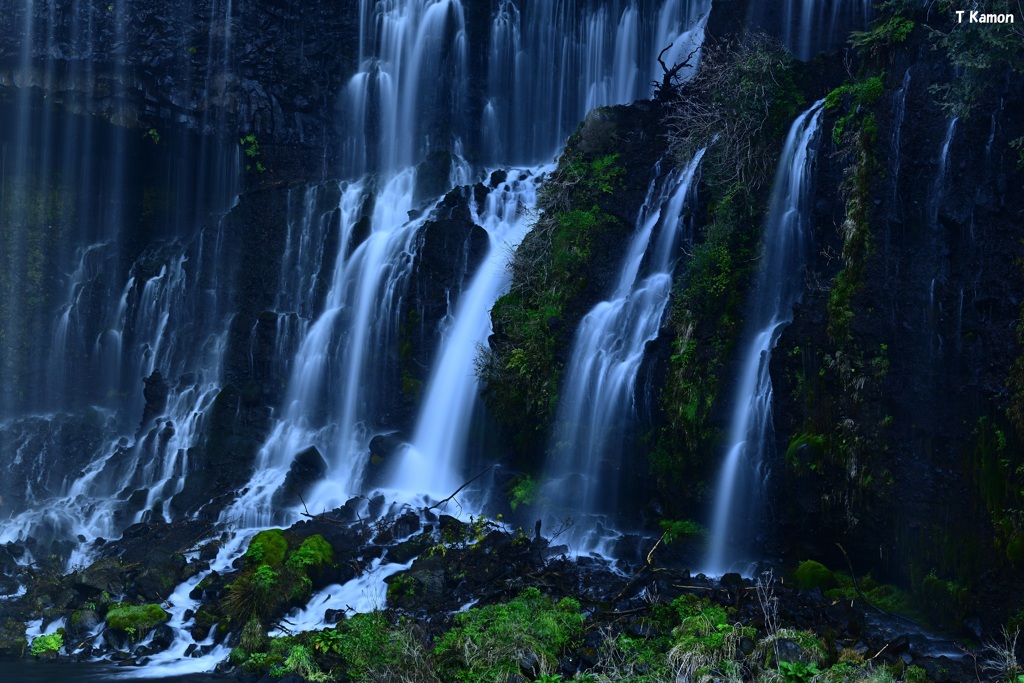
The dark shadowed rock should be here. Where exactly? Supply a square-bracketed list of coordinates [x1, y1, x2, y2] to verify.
[272, 446, 328, 508]
[75, 557, 130, 596]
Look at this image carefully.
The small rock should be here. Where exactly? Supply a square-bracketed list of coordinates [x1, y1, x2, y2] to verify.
[518, 651, 540, 677]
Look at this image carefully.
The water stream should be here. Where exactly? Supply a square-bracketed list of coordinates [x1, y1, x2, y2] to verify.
[705, 101, 825, 575]
[544, 150, 705, 553]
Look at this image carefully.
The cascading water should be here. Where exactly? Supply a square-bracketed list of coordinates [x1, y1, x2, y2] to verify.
[543, 150, 704, 552]
[482, 0, 710, 164]
[749, 0, 872, 61]
[0, 0, 240, 562]
[3, 0, 722, 671]
[388, 168, 549, 501]
[231, 0, 715, 525]
[705, 101, 824, 575]
[922, 117, 957, 359]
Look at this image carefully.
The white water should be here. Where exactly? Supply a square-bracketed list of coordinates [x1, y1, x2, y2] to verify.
[543, 150, 704, 552]
[271, 558, 415, 635]
[117, 571, 232, 678]
[3, 0, 726, 673]
[705, 101, 825, 575]
[222, 173, 425, 529]
[389, 166, 550, 500]
[483, 0, 709, 164]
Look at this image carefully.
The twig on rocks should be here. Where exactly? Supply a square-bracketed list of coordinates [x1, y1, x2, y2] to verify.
[424, 465, 494, 513]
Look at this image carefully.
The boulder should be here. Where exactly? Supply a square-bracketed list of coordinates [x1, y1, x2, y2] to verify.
[272, 446, 328, 508]
[0, 619, 27, 660]
[74, 557, 129, 596]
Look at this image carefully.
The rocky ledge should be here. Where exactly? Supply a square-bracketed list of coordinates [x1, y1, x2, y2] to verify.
[0, 498, 994, 682]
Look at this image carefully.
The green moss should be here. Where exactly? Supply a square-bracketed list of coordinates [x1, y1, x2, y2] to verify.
[785, 433, 828, 474]
[105, 603, 169, 632]
[246, 529, 287, 567]
[794, 560, 836, 590]
[285, 534, 334, 575]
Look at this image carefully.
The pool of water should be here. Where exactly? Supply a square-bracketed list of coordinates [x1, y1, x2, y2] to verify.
[6, 661, 219, 683]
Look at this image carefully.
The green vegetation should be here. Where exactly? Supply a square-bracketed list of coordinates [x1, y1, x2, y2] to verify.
[785, 433, 827, 474]
[928, 0, 1024, 117]
[479, 149, 626, 457]
[145, 128, 161, 145]
[825, 76, 885, 144]
[652, 32, 805, 511]
[240, 133, 267, 173]
[825, 572, 919, 620]
[508, 474, 538, 510]
[224, 530, 336, 651]
[30, 632, 63, 656]
[434, 587, 585, 681]
[793, 560, 836, 590]
[105, 603, 169, 633]
[658, 518, 706, 543]
[246, 528, 288, 567]
[286, 534, 334, 574]
[849, 16, 915, 61]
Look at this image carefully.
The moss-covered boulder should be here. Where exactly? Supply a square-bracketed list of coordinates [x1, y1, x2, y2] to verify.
[105, 603, 170, 632]
[793, 560, 836, 590]
[0, 619, 27, 660]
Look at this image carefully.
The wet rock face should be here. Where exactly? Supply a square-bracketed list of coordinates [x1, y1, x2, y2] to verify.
[0, 0, 359, 153]
[769, 45, 1024, 630]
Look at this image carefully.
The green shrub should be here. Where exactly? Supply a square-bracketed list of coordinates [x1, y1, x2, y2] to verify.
[333, 612, 424, 680]
[659, 518, 706, 543]
[849, 16, 915, 59]
[779, 660, 823, 683]
[508, 474, 538, 510]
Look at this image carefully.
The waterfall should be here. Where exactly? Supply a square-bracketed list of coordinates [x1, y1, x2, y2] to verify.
[543, 150, 704, 552]
[2, 0, 716, 577]
[482, 0, 709, 164]
[751, 0, 872, 61]
[0, 0, 240, 560]
[388, 167, 549, 500]
[705, 101, 824, 575]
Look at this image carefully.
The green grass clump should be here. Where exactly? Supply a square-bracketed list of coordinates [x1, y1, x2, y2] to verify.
[435, 587, 584, 681]
[105, 603, 169, 632]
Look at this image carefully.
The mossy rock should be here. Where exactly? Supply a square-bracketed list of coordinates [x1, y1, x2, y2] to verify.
[794, 560, 836, 590]
[246, 528, 288, 567]
[105, 603, 170, 632]
[785, 433, 827, 473]
[0, 619, 28, 660]
[286, 534, 334, 574]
